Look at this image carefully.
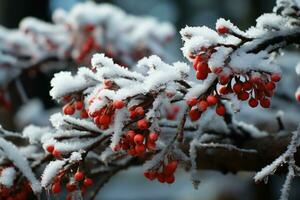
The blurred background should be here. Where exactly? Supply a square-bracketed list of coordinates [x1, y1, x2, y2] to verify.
[1, 0, 300, 200]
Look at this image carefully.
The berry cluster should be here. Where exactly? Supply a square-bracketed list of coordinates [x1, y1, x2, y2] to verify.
[114, 129, 159, 156]
[51, 170, 93, 199]
[46, 144, 62, 158]
[88, 99, 125, 130]
[144, 159, 178, 184]
[0, 178, 32, 200]
[113, 105, 159, 155]
[189, 43, 281, 113]
[218, 74, 280, 108]
[62, 96, 88, 119]
[187, 95, 226, 121]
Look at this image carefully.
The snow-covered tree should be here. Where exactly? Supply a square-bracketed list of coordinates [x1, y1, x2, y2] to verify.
[1, 0, 300, 200]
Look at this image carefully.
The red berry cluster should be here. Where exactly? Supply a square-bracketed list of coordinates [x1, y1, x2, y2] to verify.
[115, 129, 159, 156]
[218, 74, 280, 108]
[144, 159, 178, 184]
[62, 96, 89, 119]
[51, 170, 93, 199]
[0, 179, 32, 200]
[46, 144, 62, 158]
[187, 95, 226, 121]
[189, 47, 281, 111]
[88, 99, 124, 130]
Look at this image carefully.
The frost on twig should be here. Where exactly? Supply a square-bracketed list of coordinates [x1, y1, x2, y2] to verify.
[254, 124, 300, 200]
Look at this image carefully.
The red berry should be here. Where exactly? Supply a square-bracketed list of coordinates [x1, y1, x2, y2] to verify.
[84, 178, 93, 187]
[186, 97, 198, 107]
[242, 81, 252, 91]
[248, 98, 258, 108]
[265, 82, 276, 91]
[238, 92, 249, 101]
[80, 110, 89, 118]
[135, 144, 146, 154]
[66, 182, 76, 192]
[46, 145, 54, 153]
[271, 73, 281, 82]
[52, 149, 61, 158]
[75, 101, 84, 110]
[134, 134, 144, 144]
[149, 132, 159, 141]
[197, 100, 208, 112]
[189, 109, 201, 121]
[137, 119, 149, 130]
[217, 25, 229, 34]
[165, 174, 175, 184]
[146, 141, 156, 150]
[164, 160, 178, 175]
[206, 95, 218, 106]
[135, 106, 145, 116]
[193, 55, 203, 70]
[52, 182, 61, 194]
[157, 173, 165, 183]
[233, 83, 243, 93]
[219, 86, 229, 95]
[144, 171, 157, 180]
[128, 148, 137, 156]
[196, 62, 208, 71]
[219, 75, 230, 85]
[127, 130, 136, 139]
[99, 115, 111, 126]
[260, 98, 271, 108]
[74, 171, 84, 181]
[113, 100, 125, 109]
[216, 104, 226, 116]
[63, 105, 75, 115]
[196, 70, 208, 80]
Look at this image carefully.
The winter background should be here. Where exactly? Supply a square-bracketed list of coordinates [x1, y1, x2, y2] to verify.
[0, 0, 300, 199]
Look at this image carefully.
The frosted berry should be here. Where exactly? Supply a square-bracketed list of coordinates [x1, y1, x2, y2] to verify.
[217, 25, 229, 34]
